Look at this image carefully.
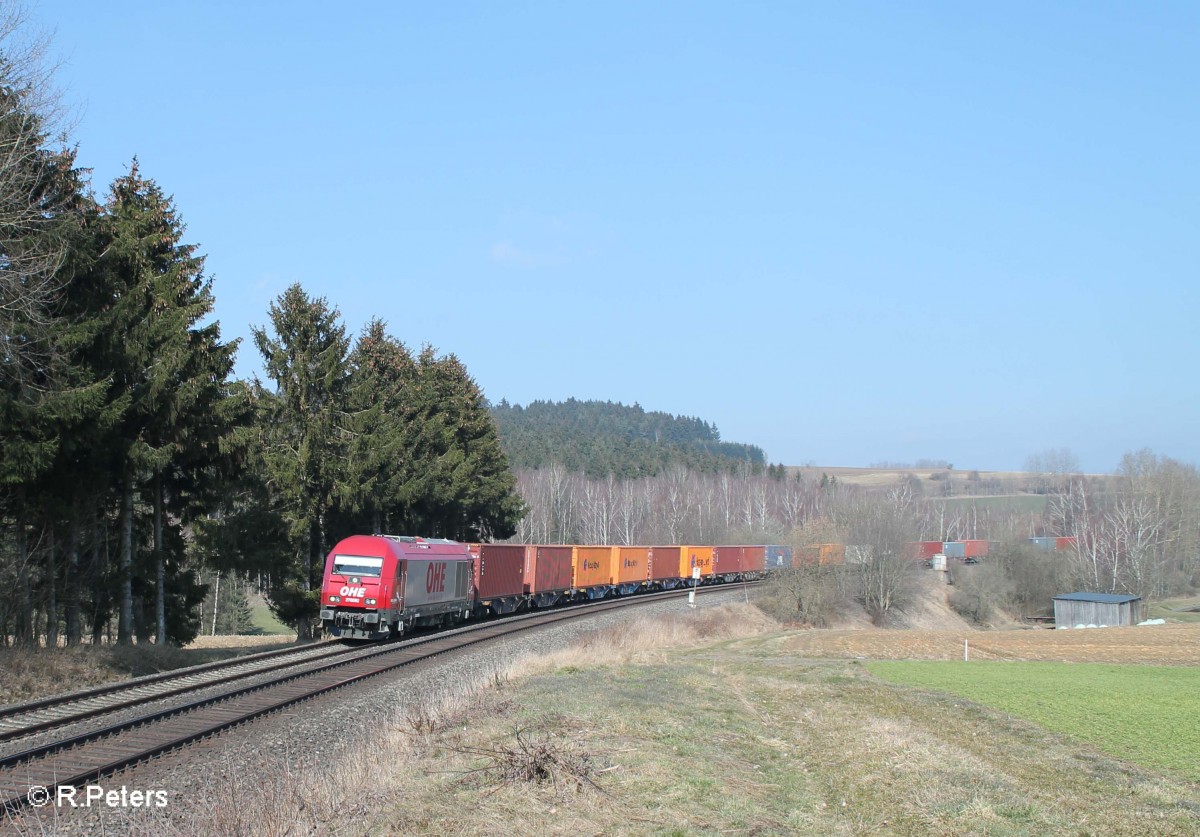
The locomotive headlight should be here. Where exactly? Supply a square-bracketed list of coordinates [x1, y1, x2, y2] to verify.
[365, 598, 377, 605]
[328, 595, 341, 603]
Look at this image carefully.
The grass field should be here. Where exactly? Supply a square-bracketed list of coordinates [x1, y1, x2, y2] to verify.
[249, 600, 293, 635]
[867, 660, 1200, 781]
[788, 466, 1037, 488]
[1148, 596, 1200, 624]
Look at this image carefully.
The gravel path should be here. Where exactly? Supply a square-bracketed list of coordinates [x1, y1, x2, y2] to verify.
[6, 587, 748, 836]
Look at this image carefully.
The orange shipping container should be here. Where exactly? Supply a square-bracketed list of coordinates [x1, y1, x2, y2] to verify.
[614, 546, 649, 589]
[573, 546, 614, 589]
[680, 546, 713, 580]
[818, 544, 845, 565]
[795, 544, 845, 567]
[962, 540, 989, 558]
[795, 545, 820, 567]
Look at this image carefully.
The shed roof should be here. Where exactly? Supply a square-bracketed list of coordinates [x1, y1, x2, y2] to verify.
[1053, 592, 1140, 604]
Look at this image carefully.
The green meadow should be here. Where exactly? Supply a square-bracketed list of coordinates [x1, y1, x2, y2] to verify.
[868, 660, 1200, 781]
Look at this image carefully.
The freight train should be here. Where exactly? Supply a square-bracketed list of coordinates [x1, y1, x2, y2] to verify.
[319, 536, 793, 640]
[319, 535, 1080, 639]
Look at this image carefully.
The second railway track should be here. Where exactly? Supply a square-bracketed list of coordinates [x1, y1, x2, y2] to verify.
[0, 583, 747, 814]
[0, 638, 362, 746]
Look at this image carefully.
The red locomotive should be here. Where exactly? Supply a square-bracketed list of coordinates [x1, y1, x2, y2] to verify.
[320, 535, 474, 639]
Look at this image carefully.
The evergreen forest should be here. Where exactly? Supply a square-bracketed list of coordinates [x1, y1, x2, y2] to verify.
[491, 399, 767, 478]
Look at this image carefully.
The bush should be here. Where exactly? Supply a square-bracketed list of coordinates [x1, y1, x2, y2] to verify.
[758, 566, 847, 627]
[989, 541, 1066, 616]
[948, 562, 1014, 625]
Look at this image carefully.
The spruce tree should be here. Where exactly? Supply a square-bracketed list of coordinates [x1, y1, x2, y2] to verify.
[413, 350, 524, 540]
[95, 160, 236, 645]
[343, 319, 418, 534]
[252, 284, 351, 638]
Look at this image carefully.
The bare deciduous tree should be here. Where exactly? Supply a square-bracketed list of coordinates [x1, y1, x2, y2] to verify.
[0, 2, 75, 387]
[834, 486, 919, 625]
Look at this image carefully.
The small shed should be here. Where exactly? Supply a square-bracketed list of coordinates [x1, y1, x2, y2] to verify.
[1052, 592, 1142, 627]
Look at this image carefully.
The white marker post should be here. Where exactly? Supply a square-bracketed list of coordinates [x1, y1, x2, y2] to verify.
[689, 566, 700, 607]
[964, 639, 969, 661]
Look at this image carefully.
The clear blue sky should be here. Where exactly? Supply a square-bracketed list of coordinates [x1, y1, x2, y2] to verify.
[35, 1, 1198, 472]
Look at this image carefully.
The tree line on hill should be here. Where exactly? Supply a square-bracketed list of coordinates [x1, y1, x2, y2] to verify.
[0, 18, 521, 647]
[491, 398, 768, 478]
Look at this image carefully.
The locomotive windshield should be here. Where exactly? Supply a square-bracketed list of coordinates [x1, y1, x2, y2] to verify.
[331, 555, 384, 577]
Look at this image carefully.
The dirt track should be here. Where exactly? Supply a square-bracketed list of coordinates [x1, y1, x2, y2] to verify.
[774, 622, 1200, 665]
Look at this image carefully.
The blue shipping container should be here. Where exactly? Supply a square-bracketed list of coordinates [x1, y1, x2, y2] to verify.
[765, 545, 792, 569]
[942, 541, 966, 558]
[1028, 537, 1057, 551]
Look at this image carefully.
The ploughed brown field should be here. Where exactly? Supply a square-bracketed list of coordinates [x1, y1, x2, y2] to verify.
[774, 622, 1200, 665]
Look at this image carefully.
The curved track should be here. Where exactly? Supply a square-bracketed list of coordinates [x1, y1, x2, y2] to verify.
[0, 583, 747, 814]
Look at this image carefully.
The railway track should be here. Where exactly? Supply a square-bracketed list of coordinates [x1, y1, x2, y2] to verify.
[0, 583, 746, 814]
[0, 639, 358, 746]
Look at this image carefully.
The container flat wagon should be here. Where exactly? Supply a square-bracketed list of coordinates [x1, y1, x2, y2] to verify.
[713, 545, 744, 580]
[649, 546, 685, 588]
[471, 543, 527, 614]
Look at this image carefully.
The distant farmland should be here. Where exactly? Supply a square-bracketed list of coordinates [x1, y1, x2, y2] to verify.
[787, 466, 1102, 510]
[935, 494, 1049, 514]
[789, 465, 1039, 489]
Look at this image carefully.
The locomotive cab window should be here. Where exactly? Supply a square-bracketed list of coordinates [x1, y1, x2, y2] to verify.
[332, 555, 384, 577]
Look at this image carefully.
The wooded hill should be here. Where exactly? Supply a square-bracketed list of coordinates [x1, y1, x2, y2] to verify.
[491, 399, 767, 478]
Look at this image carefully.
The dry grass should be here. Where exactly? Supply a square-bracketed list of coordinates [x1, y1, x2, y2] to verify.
[506, 602, 776, 678]
[447, 727, 604, 796]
